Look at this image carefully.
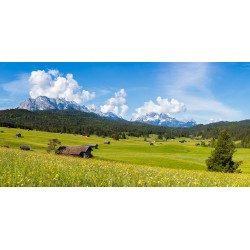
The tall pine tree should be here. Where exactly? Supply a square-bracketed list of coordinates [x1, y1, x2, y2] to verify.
[206, 130, 242, 173]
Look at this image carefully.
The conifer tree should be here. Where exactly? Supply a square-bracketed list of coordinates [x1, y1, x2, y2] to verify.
[206, 130, 242, 173]
[121, 132, 126, 139]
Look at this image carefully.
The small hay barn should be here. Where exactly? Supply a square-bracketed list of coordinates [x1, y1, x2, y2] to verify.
[179, 140, 186, 143]
[20, 145, 31, 150]
[82, 134, 89, 137]
[56, 146, 93, 158]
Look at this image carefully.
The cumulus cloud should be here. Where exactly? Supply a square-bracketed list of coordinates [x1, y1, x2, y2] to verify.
[48, 69, 59, 77]
[120, 104, 129, 117]
[100, 89, 128, 117]
[132, 97, 186, 120]
[29, 70, 95, 104]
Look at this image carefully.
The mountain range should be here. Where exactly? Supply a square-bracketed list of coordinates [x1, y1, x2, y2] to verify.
[18, 96, 125, 121]
[133, 112, 196, 128]
[18, 96, 196, 128]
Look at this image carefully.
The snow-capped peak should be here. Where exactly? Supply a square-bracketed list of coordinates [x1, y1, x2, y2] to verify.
[18, 96, 89, 112]
[133, 112, 196, 128]
[18, 96, 124, 121]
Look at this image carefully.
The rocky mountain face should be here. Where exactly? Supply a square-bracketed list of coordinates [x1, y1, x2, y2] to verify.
[134, 112, 196, 128]
[87, 105, 123, 120]
[19, 96, 196, 127]
[18, 96, 123, 120]
[19, 96, 89, 112]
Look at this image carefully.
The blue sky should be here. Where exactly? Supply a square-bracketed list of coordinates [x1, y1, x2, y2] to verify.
[0, 62, 250, 124]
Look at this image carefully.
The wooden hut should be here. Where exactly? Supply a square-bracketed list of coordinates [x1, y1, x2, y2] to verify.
[20, 145, 31, 150]
[82, 133, 89, 137]
[84, 144, 98, 149]
[179, 140, 186, 143]
[56, 146, 93, 158]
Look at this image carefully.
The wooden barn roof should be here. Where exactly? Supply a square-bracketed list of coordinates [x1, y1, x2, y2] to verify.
[58, 146, 92, 155]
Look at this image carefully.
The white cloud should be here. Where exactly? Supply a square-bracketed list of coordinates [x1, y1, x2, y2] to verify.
[120, 104, 129, 117]
[161, 63, 242, 123]
[106, 88, 127, 106]
[209, 118, 221, 123]
[100, 89, 128, 117]
[2, 74, 30, 95]
[29, 70, 95, 104]
[48, 69, 59, 77]
[132, 96, 186, 120]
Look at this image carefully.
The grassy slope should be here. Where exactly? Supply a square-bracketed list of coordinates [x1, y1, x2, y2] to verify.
[1, 127, 250, 173]
[1, 127, 250, 186]
[1, 147, 250, 187]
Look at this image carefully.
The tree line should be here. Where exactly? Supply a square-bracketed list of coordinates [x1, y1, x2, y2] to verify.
[1, 109, 250, 148]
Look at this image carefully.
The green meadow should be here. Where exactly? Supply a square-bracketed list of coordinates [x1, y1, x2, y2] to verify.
[1, 126, 250, 186]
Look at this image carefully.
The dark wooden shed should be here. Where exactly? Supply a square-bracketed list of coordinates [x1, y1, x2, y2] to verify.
[20, 145, 31, 150]
[56, 146, 93, 158]
[179, 140, 186, 143]
[82, 134, 89, 137]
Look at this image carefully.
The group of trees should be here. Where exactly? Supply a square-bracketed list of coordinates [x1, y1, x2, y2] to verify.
[187, 120, 250, 146]
[0, 109, 175, 138]
[2, 109, 250, 149]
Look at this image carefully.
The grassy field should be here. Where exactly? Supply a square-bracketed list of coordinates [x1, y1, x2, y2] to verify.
[1, 126, 250, 186]
[1, 147, 250, 187]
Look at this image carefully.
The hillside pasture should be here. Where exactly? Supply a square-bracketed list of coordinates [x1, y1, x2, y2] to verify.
[1, 127, 250, 176]
[1, 147, 250, 187]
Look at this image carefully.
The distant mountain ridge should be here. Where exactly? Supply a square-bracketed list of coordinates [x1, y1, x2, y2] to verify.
[19, 96, 89, 112]
[18, 96, 196, 127]
[134, 112, 196, 128]
[18, 96, 124, 121]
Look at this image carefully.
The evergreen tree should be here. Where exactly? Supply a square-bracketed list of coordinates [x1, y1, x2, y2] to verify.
[157, 134, 163, 140]
[206, 130, 242, 173]
[112, 133, 120, 140]
[241, 135, 250, 148]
